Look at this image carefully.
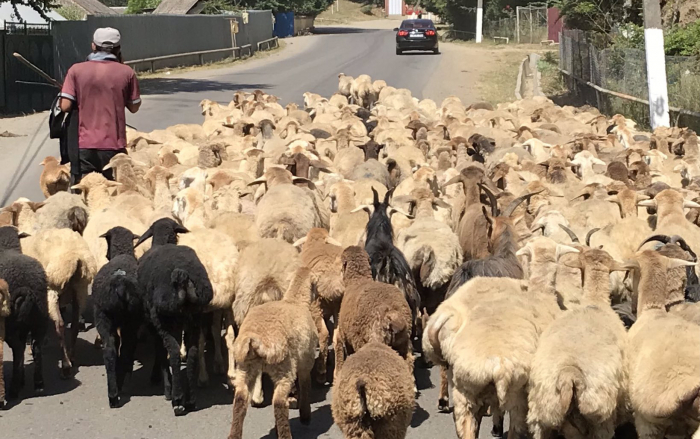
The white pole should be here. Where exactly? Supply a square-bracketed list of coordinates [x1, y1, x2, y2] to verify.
[475, 0, 483, 43]
[516, 6, 520, 44]
[643, 0, 670, 128]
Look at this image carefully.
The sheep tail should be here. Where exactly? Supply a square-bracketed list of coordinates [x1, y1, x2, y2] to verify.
[110, 271, 137, 303]
[67, 206, 88, 235]
[12, 288, 36, 322]
[171, 268, 198, 305]
[355, 378, 374, 436]
[269, 219, 296, 243]
[493, 358, 515, 407]
[414, 245, 436, 287]
[233, 335, 286, 365]
[426, 312, 453, 365]
[556, 366, 584, 415]
[384, 310, 408, 346]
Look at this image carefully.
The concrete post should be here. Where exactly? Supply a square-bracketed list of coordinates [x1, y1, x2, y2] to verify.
[643, 0, 670, 128]
[476, 0, 483, 43]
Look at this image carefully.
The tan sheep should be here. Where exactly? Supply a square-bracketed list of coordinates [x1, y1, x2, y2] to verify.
[527, 248, 629, 439]
[21, 229, 97, 377]
[228, 266, 318, 439]
[335, 246, 414, 383]
[625, 250, 700, 438]
[293, 228, 344, 383]
[332, 342, 415, 439]
[39, 156, 71, 198]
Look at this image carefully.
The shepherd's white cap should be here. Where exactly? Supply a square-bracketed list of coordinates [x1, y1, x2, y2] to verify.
[93, 27, 121, 48]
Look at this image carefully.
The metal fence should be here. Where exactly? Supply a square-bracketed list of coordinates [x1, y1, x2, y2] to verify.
[483, 5, 548, 43]
[52, 11, 274, 81]
[559, 29, 700, 129]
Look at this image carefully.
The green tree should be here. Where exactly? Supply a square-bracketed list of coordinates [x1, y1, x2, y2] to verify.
[551, 0, 642, 34]
[125, 0, 161, 13]
[2, 0, 57, 20]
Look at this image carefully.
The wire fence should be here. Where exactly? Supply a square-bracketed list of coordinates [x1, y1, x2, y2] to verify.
[559, 29, 700, 129]
[483, 5, 548, 43]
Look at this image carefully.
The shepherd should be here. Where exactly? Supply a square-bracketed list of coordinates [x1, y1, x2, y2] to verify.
[59, 27, 141, 182]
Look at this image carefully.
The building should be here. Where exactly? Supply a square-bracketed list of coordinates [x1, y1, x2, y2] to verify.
[153, 0, 207, 15]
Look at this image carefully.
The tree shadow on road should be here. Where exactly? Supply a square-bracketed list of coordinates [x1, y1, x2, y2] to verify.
[2, 360, 82, 410]
[139, 78, 271, 96]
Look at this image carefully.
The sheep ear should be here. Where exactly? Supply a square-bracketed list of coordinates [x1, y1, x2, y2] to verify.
[325, 236, 342, 246]
[609, 260, 633, 272]
[683, 199, 700, 209]
[561, 256, 583, 270]
[387, 206, 413, 219]
[556, 244, 580, 260]
[17, 232, 31, 239]
[28, 201, 45, 212]
[667, 258, 698, 269]
[292, 237, 307, 247]
[605, 195, 618, 203]
[637, 199, 656, 207]
[433, 199, 452, 210]
[107, 181, 122, 188]
[103, 162, 115, 170]
[132, 234, 140, 241]
[592, 158, 606, 166]
[99, 231, 110, 239]
[247, 176, 267, 186]
[351, 205, 373, 215]
[70, 183, 86, 191]
[134, 227, 153, 248]
[516, 246, 531, 257]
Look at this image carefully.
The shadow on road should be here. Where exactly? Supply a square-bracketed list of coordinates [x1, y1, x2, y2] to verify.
[261, 404, 335, 439]
[311, 27, 378, 35]
[139, 78, 271, 95]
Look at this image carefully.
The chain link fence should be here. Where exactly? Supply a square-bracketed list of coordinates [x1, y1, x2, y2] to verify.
[560, 29, 700, 129]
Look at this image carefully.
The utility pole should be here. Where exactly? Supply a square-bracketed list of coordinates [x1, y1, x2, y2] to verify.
[643, 0, 670, 128]
[475, 0, 483, 43]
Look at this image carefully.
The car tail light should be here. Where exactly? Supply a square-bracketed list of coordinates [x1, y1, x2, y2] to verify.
[425, 30, 436, 36]
[398, 30, 409, 37]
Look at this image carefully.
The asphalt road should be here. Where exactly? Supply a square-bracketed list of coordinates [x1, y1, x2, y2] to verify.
[1, 21, 505, 438]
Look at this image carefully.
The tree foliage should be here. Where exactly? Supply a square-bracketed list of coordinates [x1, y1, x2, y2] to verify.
[2, 0, 57, 20]
[125, 0, 160, 13]
[551, 0, 642, 34]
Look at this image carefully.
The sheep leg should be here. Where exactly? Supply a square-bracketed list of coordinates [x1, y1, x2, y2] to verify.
[96, 316, 120, 408]
[452, 388, 479, 439]
[211, 310, 226, 376]
[48, 289, 71, 377]
[228, 366, 257, 439]
[6, 332, 26, 399]
[31, 323, 46, 393]
[68, 293, 81, 366]
[634, 416, 666, 439]
[223, 310, 236, 386]
[271, 374, 294, 439]
[185, 318, 201, 412]
[153, 337, 172, 398]
[311, 300, 329, 384]
[197, 330, 209, 387]
[118, 327, 138, 394]
[507, 397, 529, 439]
[0, 318, 4, 408]
[297, 361, 313, 425]
[333, 332, 347, 383]
[251, 370, 264, 406]
[490, 404, 504, 438]
[158, 323, 185, 415]
[438, 365, 450, 412]
[530, 423, 553, 439]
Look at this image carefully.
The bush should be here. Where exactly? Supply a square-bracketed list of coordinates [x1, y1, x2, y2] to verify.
[665, 21, 700, 57]
[126, 0, 161, 14]
[360, 4, 373, 15]
[56, 4, 85, 20]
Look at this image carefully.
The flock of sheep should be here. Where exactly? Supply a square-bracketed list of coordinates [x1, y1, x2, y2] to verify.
[0, 71, 699, 439]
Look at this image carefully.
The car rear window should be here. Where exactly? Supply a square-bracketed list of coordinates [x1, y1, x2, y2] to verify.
[400, 20, 434, 29]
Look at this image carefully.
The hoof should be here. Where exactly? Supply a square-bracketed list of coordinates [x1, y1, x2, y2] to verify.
[184, 401, 196, 412]
[438, 398, 450, 413]
[109, 396, 120, 408]
[34, 384, 45, 394]
[491, 425, 503, 438]
[60, 366, 72, 380]
[288, 397, 298, 410]
[94, 336, 102, 349]
[0, 399, 5, 410]
[173, 405, 187, 416]
[251, 400, 265, 408]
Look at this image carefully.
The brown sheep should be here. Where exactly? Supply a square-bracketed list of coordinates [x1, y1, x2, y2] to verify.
[228, 266, 319, 439]
[293, 228, 344, 384]
[332, 342, 415, 439]
[335, 246, 414, 384]
[39, 156, 70, 198]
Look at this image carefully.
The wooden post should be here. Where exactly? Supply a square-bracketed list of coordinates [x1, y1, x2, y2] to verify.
[642, 0, 670, 128]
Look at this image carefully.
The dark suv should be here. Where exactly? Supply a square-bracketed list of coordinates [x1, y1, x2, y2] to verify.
[394, 19, 439, 55]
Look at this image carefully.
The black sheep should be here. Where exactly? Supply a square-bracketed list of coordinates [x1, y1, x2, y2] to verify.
[360, 188, 420, 328]
[0, 226, 49, 405]
[135, 218, 213, 416]
[92, 226, 143, 408]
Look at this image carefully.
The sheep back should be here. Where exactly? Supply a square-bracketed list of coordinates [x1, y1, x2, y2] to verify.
[92, 254, 142, 321]
[0, 250, 49, 322]
[255, 185, 320, 243]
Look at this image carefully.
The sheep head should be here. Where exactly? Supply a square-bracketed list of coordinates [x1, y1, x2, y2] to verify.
[135, 218, 188, 248]
[247, 167, 309, 190]
[293, 228, 342, 249]
[0, 226, 29, 252]
[351, 187, 413, 220]
[340, 246, 372, 282]
[605, 188, 647, 219]
[100, 226, 139, 260]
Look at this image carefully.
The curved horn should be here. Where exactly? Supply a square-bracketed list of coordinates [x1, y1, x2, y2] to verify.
[503, 190, 544, 217]
[558, 224, 580, 243]
[442, 175, 465, 190]
[585, 228, 601, 246]
[669, 235, 697, 261]
[292, 236, 307, 247]
[371, 187, 380, 205]
[478, 183, 499, 217]
[247, 176, 267, 186]
[325, 236, 342, 246]
[638, 234, 672, 251]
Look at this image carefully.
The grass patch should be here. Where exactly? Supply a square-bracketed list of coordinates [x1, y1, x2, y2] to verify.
[538, 51, 567, 96]
[316, 0, 384, 24]
[478, 50, 528, 105]
[136, 40, 286, 79]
